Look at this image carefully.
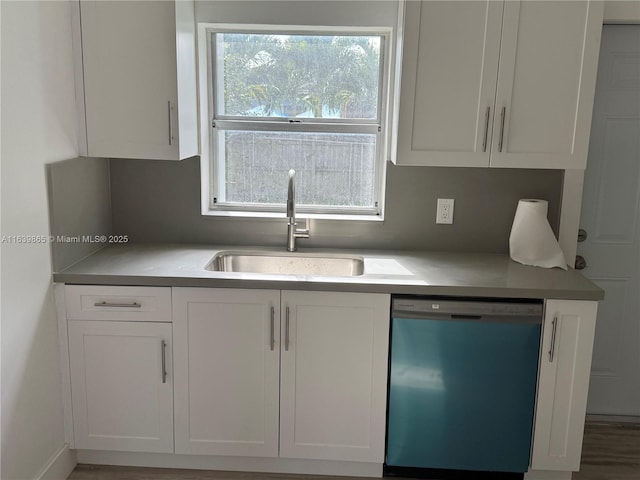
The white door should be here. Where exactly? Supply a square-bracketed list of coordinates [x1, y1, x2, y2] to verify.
[68, 321, 174, 453]
[394, 0, 503, 167]
[80, 0, 180, 160]
[490, 0, 603, 169]
[172, 288, 280, 456]
[578, 25, 640, 416]
[279, 291, 390, 462]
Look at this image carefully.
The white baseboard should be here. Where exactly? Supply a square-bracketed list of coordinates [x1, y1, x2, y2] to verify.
[35, 444, 77, 480]
[76, 450, 382, 478]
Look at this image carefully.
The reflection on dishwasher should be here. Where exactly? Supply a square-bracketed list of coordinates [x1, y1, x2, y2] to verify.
[390, 365, 445, 392]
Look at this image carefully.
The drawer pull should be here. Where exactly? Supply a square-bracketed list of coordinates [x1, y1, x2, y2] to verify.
[94, 301, 142, 308]
[168, 101, 174, 146]
[161, 340, 167, 384]
[285, 306, 290, 351]
[482, 106, 490, 152]
[270, 306, 275, 351]
[498, 106, 506, 153]
[549, 315, 559, 362]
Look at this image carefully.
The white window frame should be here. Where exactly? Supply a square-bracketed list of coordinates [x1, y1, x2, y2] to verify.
[197, 23, 392, 220]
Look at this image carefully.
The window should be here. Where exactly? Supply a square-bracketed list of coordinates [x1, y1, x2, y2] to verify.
[198, 26, 391, 218]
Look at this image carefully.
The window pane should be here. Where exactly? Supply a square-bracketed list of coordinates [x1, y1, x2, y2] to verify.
[218, 130, 376, 208]
[217, 33, 381, 120]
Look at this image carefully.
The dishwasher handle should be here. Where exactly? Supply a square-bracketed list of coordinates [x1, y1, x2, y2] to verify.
[451, 314, 483, 320]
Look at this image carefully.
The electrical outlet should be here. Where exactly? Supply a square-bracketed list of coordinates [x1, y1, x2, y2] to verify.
[436, 198, 455, 224]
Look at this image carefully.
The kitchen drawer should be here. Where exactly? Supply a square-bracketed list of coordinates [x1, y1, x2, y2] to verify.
[65, 285, 171, 322]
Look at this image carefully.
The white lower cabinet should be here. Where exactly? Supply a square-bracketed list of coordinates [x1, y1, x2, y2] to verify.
[530, 300, 598, 471]
[172, 288, 281, 457]
[279, 290, 390, 462]
[63, 284, 597, 478]
[67, 320, 174, 453]
[172, 287, 390, 463]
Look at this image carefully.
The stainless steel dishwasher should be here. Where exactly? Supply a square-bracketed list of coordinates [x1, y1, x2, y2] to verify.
[386, 297, 542, 478]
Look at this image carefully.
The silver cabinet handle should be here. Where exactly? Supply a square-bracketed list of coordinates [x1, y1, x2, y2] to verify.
[482, 106, 490, 152]
[285, 306, 290, 351]
[498, 106, 506, 152]
[161, 340, 167, 383]
[270, 306, 275, 351]
[168, 101, 173, 146]
[94, 301, 141, 308]
[548, 315, 558, 362]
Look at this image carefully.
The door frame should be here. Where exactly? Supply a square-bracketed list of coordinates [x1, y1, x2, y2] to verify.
[559, 6, 640, 267]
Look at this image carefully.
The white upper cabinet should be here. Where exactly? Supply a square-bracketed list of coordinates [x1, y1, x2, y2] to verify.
[76, 0, 198, 160]
[395, 1, 503, 167]
[394, 0, 604, 169]
[491, 1, 604, 169]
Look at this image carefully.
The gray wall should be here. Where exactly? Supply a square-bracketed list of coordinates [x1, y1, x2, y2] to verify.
[110, 156, 563, 253]
[47, 157, 112, 271]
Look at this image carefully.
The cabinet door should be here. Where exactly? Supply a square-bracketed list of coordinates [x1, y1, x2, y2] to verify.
[531, 300, 598, 471]
[68, 321, 174, 453]
[80, 1, 197, 160]
[394, 1, 503, 167]
[173, 288, 280, 457]
[490, 1, 604, 169]
[280, 291, 390, 462]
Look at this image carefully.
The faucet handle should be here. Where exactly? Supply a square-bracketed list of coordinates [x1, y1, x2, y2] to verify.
[296, 217, 311, 238]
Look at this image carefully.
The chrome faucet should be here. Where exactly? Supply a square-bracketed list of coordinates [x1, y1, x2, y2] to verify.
[286, 169, 310, 252]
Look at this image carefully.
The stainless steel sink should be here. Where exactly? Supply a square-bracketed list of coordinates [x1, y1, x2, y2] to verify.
[206, 251, 365, 277]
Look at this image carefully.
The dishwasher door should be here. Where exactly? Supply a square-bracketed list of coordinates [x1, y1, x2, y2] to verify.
[386, 298, 542, 474]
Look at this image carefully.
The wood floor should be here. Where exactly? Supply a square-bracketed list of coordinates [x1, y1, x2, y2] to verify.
[572, 422, 640, 480]
[68, 422, 640, 480]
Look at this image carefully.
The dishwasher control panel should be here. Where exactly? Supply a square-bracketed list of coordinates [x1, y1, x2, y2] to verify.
[392, 297, 543, 319]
